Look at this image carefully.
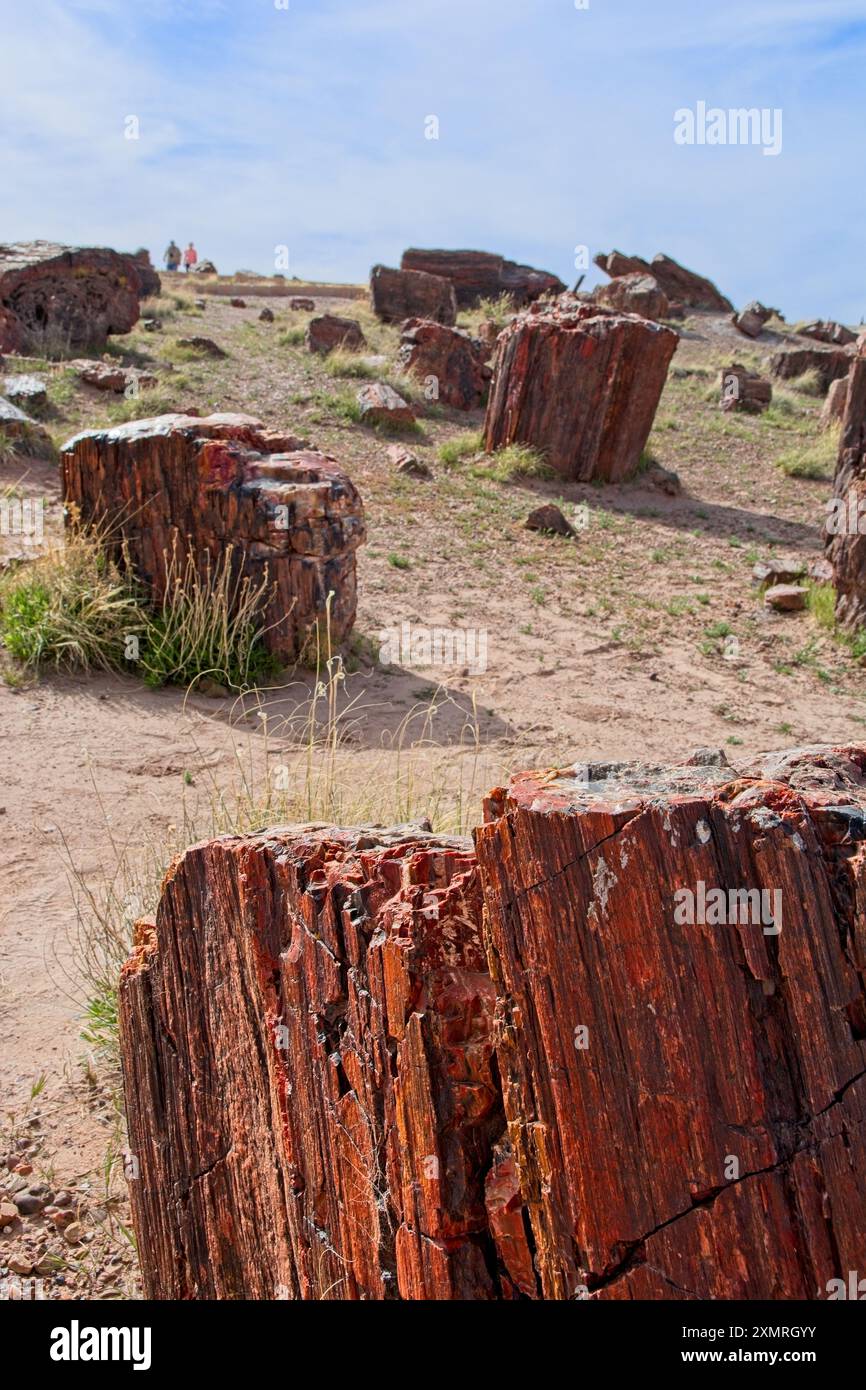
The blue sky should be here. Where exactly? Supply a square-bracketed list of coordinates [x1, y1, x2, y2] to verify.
[2, 0, 864, 321]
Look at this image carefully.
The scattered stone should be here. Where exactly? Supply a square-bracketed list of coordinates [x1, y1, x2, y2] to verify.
[752, 559, 805, 586]
[0, 1201, 20, 1227]
[71, 360, 157, 394]
[387, 444, 431, 478]
[193, 260, 218, 275]
[799, 320, 857, 347]
[356, 382, 415, 428]
[764, 584, 808, 612]
[62, 1222, 83, 1245]
[258, 307, 274, 323]
[370, 264, 457, 326]
[0, 395, 53, 454]
[290, 297, 315, 312]
[732, 301, 773, 338]
[720, 363, 772, 413]
[61, 412, 366, 663]
[525, 504, 577, 537]
[483, 302, 678, 481]
[0, 240, 148, 351]
[305, 314, 366, 355]
[593, 272, 670, 321]
[175, 336, 226, 358]
[8, 1256, 33, 1276]
[194, 298, 207, 310]
[770, 344, 853, 393]
[594, 249, 733, 312]
[229, 297, 246, 309]
[53, 1191, 71, 1208]
[142, 318, 162, 332]
[644, 462, 682, 495]
[397, 318, 492, 410]
[3, 374, 47, 411]
[401, 248, 565, 307]
[820, 373, 850, 429]
[13, 1191, 45, 1216]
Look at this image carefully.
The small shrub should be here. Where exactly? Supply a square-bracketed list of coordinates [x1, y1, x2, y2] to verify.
[0, 529, 143, 671]
[138, 543, 280, 691]
[776, 434, 837, 480]
[787, 368, 824, 398]
[438, 431, 483, 468]
[322, 349, 377, 380]
[471, 443, 552, 483]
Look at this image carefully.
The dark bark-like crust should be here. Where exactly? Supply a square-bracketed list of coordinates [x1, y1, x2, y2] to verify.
[0, 241, 147, 351]
[60, 412, 365, 661]
[370, 265, 457, 326]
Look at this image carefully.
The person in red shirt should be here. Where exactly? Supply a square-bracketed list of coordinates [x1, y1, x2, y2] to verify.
[183, 242, 198, 273]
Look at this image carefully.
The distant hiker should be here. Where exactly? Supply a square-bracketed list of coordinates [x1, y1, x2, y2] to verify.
[183, 242, 198, 273]
[164, 240, 181, 272]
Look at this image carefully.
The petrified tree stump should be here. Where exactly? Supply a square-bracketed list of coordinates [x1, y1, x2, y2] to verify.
[60, 413, 365, 662]
[0, 241, 147, 352]
[826, 351, 866, 629]
[370, 265, 457, 326]
[483, 303, 678, 481]
[475, 746, 866, 1300]
[720, 363, 772, 413]
[120, 825, 505, 1300]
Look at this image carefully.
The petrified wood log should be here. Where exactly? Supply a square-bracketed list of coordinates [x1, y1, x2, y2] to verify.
[770, 344, 853, 393]
[800, 319, 856, 348]
[119, 825, 505, 1300]
[398, 319, 492, 410]
[826, 352, 866, 630]
[475, 746, 866, 1300]
[370, 265, 457, 326]
[401, 249, 564, 308]
[594, 250, 733, 312]
[483, 303, 678, 481]
[305, 314, 366, 355]
[592, 272, 669, 321]
[0, 241, 145, 351]
[60, 413, 365, 662]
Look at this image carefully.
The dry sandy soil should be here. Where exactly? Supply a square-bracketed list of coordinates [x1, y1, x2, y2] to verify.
[1, 279, 863, 1297]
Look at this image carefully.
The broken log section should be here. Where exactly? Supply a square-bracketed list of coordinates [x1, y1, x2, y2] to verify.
[120, 746, 866, 1299]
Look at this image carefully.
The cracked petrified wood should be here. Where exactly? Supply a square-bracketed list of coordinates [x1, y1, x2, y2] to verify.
[119, 825, 505, 1300]
[483, 303, 678, 481]
[60, 413, 365, 662]
[0, 241, 148, 352]
[475, 746, 866, 1300]
[827, 351, 866, 630]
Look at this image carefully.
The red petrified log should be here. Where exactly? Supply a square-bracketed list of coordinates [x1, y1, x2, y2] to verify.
[826, 350, 866, 629]
[119, 825, 505, 1300]
[401, 249, 565, 308]
[594, 250, 733, 313]
[60, 413, 365, 661]
[483, 303, 678, 481]
[0, 240, 146, 351]
[475, 746, 866, 1300]
[370, 265, 457, 326]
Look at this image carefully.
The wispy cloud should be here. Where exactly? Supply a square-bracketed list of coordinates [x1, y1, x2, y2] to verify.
[1, 0, 863, 322]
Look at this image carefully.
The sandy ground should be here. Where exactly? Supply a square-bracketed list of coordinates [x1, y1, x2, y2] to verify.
[1, 288, 863, 1296]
